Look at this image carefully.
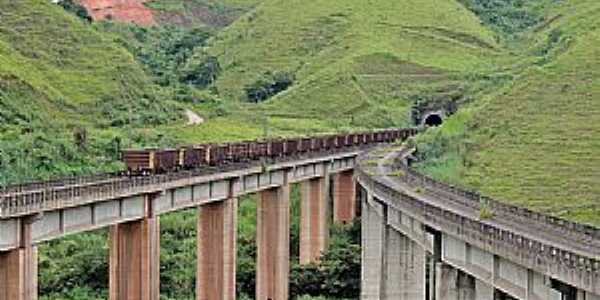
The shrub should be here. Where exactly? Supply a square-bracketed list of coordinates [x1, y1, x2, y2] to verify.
[57, 0, 92, 22]
[180, 53, 221, 88]
[245, 71, 294, 103]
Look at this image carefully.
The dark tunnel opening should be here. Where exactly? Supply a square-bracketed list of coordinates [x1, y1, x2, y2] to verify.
[424, 114, 443, 127]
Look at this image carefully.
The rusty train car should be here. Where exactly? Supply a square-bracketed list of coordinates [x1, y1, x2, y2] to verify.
[122, 128, 417, 174]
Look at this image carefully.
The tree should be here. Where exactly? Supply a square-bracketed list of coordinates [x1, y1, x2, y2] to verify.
[180, 53, 222, 88]
[58, 0, 92, 22]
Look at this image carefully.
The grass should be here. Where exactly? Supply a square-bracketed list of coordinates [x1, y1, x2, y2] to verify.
[146, 0, 261, 27]
[415, 0, 600, 227]
[201, 0, 513, 129]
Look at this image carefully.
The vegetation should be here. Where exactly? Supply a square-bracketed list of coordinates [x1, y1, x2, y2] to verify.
[245, 71, 294, 103]
[415, 0, 600, 226]
[5, 0, 600, 298]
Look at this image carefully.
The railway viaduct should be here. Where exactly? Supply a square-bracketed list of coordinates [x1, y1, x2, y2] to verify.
[1, 132, 599, 300]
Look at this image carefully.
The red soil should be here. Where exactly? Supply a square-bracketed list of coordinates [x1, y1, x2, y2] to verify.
[78, 0, 155, 26]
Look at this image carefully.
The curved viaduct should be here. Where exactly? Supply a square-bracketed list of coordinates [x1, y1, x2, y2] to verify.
[0, 129, 599, 300]
[357, 146, 600, 300]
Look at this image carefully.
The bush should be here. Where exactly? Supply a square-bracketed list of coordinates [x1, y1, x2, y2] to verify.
[58, 0, 92, 22]
[180, 53, 221, 88]
[458, 0, 544, 35]
[245, 71, 294, 103]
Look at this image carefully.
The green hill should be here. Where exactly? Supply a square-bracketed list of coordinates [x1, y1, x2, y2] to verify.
[203, 0, 510, 129]
[415, 0, 600, 226]
[0, 0, 181, 183]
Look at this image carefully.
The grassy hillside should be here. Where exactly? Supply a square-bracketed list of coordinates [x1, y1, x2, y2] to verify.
[0, 0, 184, 183]
[203, 0, 512, 129]
[415, 0, 600, 226]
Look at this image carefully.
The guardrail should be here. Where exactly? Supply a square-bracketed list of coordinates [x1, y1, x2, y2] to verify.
[0, 147, 366, 219]
[392, 153, 600, 252]
[356, 148, 600, 293]
[357, 165, 600, 293]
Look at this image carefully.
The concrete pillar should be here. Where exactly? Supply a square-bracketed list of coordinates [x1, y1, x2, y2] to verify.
[256, 184, 290, 300]
[404, 237, 427, 300]
[109, 197, 160, 300]
[197, 198, 237, 300]
[436, 263, 459, 300]
[0, 218, 37, 300]
[475, 279, 494, 300]
[299, 177, 329, 264]
[457, 272, 476, 300]
[361, 195, 385, 300]
[382, 227, 403, 299]
[333, 170, 356, 224]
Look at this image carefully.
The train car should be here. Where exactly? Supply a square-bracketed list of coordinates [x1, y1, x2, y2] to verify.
[155, 149, 180, 172]
[324, 135, 337, 150]
[180, 146, 207, 170]
[122, 149, 153, 174]
[269, 139, 285, 158]
[230, 142, 250, 162]
[299, 137, 313, 153]
[249, 141, 269, 160]
[284, 138, 299, 156]
[122, 149, 179, 174]
[208, 144, 230, 165]
[344, 134, 356, 147]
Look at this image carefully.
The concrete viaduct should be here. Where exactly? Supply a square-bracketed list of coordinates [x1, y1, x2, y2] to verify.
[0, 147, 360, 300]
[1, 132, 599, 300]
[357, 146, 600, 300]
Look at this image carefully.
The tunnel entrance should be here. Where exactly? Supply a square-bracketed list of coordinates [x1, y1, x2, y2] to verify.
[423, 114, 443, 127]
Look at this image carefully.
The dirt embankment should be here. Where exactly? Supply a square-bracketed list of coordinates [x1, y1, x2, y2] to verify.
[78, 0, 155, 26]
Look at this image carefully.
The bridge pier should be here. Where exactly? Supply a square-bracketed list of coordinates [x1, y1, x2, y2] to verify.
[333, 170, 356, 224]
[361, 194, 385, 300]
[299, 177, 329, 264]
[0, 218, 37, 300]
[197, 198, 237, 300]
[256, 184, 290, 300]
[383, 227, 427, 299]
[436, 263, 482, 300]
[109, 196, 160, 300]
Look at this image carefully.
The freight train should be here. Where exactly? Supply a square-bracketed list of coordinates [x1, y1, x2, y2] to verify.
[121, 128, 417, 174]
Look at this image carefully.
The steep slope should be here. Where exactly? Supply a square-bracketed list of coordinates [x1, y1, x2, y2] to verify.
[416, 0, 600, 226]
[204, 0, 510, 129]
[0, 0, 179, 183]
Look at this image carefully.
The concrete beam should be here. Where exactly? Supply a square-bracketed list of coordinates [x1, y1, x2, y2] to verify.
[109, 196, 160, 300]
[197, 198, 237, 300]
[0, 218, 37, 300]
[256, 184, 290, 300]
[300, 177, 329, 264]
[333, 170, 356, 224]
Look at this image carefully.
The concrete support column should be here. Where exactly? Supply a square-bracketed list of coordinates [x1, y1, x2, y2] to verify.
[0, 218, 37, 300]
[436, 263, 459, 300]
[333, 170, 356, 224]
[300, 177, 329, 264]
[197, 197, 238, 300]
[403, 236, 427, 300]
[475, 279, 494, 300]
[382, 227, 403, 299]
[361, 194, 385, 300]
[457, 271, 476, 300]
[109, 197, 160, 300]
[256, 184, 290, 300]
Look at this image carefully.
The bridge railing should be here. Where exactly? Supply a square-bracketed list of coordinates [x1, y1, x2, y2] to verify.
[357, 167, 600, 290]
[0, 146, 365, 218]
[391, 152, 600, 251]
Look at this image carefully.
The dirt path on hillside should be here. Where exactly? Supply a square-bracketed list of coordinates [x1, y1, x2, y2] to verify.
[185, 109, 204, 125]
